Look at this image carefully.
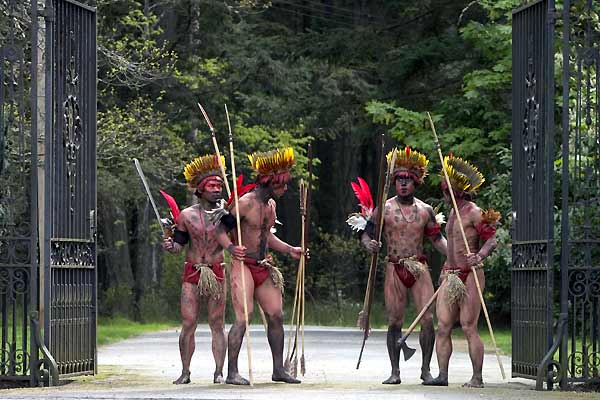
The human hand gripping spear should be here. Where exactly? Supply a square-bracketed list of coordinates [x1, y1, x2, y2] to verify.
[356, 136, 398, 369]
[426, 112, 506, 380]
[225, 104, 254, 386]
[197, 101, 269, 334]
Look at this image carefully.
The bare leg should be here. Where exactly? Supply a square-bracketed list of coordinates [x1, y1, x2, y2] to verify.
[382, 264, 407, 384]
[256, 279, 300, 384]
[226, 261, 254, 385]
[383, 324, 403, 384]
[423, 281, 457, 386]
[174, 283, 199, 384]
[418, 319, 435, 381]
[460, 271, 485, 388]
[207, 279, 227, 384]
[411, 271, 435, 381]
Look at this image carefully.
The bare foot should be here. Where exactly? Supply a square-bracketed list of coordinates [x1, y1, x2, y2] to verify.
[226, 373, 250, 385]
[272, 369, 301, 384]
[462, 377, 484, 388]
[422, 375, 448, 386]
[213, 372, 224, 384]
[420, 370, 433, 381]
[382, 374, 401, 384]
[173, 370, 191, 385]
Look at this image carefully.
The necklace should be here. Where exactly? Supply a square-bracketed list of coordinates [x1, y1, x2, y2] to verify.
[396, 197, 417, 223]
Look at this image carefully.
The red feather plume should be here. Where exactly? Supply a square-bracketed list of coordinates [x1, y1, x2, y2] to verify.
[351, 177, 374, 214]
[226, 174, 256, 206]
[357, 177, 373, 211]
[159, 190, 181, 223]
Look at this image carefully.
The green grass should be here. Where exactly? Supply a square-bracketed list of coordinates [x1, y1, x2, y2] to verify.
[97, 317, 176, 346]
[95, 301, 513, 356]
[481, 327, 511, 355]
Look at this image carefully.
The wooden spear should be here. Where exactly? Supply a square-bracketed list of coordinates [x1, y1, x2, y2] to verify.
[197, 101, 269, 334]
[300, 179, 308, 376]
[356, 138, 397, 369]
[426, 112, 506, 380]
[197, 102, 230, 195]
[225, 104, 253, 385]
[397, 286, 442, 347]
[300, 143, 313, 376]
[285, 247, 302, 371]
[285, 144, 312, 374]
[289, 179, 307, 377]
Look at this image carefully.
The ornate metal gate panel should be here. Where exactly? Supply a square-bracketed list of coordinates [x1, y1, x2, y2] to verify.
[511, 0, 556, 383]
[0, 0, 40, 385]
[558, 0, 600, 387]
[43, 0, 97, 377]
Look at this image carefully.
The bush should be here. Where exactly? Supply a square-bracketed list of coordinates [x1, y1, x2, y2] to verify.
[306, 229, 373, 307]
[137, 251, 184, 322]
[99, 284, 134, 318]
[483, 226, 511, 322]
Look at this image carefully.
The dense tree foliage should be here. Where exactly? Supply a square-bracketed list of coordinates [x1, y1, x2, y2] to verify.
[0, 0, 525, 322]
[91, 0, 520, 321]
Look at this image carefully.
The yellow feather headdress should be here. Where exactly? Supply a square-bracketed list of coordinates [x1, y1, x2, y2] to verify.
[183, 154, 225, 189]
[386, 146, 429, 184]
[248, 147, 295, 184]
[442, 155, 485, 194]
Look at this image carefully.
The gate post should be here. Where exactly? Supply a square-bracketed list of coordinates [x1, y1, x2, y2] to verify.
[43, 0, 97, 378]
[511, 0, 557, 389]
[558, 0, 570, 390]
[28, 0, 40, 385]
[0, 0, 42, 386]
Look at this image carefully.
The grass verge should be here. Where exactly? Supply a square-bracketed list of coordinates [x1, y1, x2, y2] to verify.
[97, 316, 176, 346]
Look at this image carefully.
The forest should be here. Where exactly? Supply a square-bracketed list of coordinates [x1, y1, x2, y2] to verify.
[4, 0, 523, 324]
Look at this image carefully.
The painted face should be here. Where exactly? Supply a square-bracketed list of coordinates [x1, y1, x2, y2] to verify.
[395, 176, 416, 197]
[270, 181, 288, 199]
[200, 180, 223, 203]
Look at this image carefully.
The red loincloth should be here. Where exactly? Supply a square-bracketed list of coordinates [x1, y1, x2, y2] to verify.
[441, 265, 472, 283]
[183, 261, 225, 285]
[389, 255, 428, 288]
[242, 257, 271, 287]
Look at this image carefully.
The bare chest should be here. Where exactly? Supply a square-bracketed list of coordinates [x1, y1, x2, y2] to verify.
[446, 213, 479, 249]
[186, 210, 216, 242]
[383, 202, 426, 236]
[244, 202, 276, 231]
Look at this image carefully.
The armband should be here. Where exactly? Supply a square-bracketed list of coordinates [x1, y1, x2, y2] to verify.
[475, 223, 496, 241]
[365, 220, 376, 239]
[221, 214, 236, 232]
[173, 229, 190, 245]
[425, 223, 441, 238]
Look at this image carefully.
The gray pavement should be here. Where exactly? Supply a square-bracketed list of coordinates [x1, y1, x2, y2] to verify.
[0, 325, 596, 399]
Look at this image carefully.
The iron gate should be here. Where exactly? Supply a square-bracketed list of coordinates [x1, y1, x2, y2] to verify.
[511, 0, 556, 384]
[558, 0, 600, 388]
[512, 0, 600, 390]
[0, 0, 96, 386]
[0, 0, 40, 386]
[43, 0, 97, 377]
